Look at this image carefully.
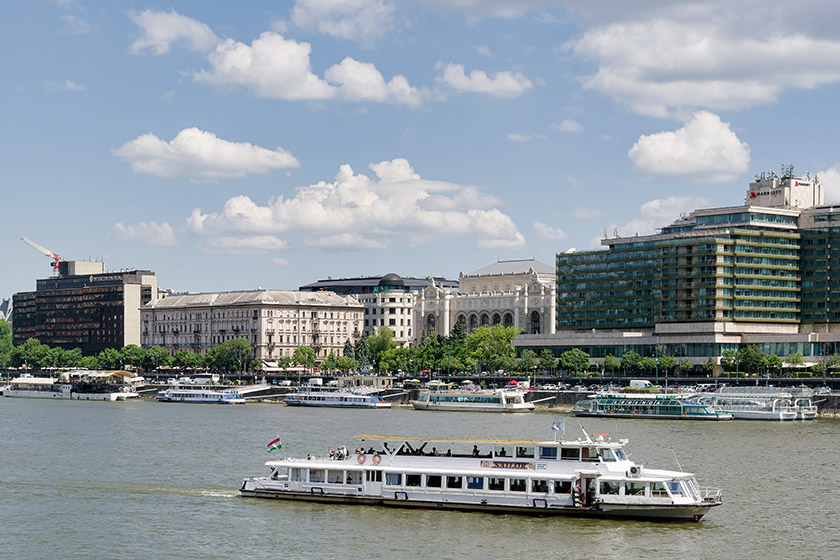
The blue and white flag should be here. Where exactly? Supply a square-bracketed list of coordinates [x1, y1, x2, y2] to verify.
[552, 420, 565, 432]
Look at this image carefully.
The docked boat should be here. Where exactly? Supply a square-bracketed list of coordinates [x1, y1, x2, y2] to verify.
[156, 387, 246, 404]
[3, 373, 139, 401]
[283, 389, 391, 409]
[692, 387, 799, 420]
[240, 427, 722, 521]
[572, 393, 733, 420]
[412, 385, 534, 413]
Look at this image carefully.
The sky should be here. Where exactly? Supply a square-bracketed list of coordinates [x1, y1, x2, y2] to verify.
[4, 0, 840, 300]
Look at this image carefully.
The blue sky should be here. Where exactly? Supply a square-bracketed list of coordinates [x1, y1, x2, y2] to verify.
[4, 0, 840, 299]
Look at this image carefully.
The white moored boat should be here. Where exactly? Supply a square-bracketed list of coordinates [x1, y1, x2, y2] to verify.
[283, 389, 391, 409]
[693, 387, 800, 420]
[156, 387, 245, 404]
[412, 384, 534, 413]
[240, 428, 722, 521]
[3, 372, 140, 401]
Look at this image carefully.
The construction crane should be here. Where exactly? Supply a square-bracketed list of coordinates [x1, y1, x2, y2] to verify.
[21, 237, 62, 272]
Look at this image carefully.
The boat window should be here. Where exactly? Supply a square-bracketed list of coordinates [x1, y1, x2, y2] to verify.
[488, 477, 505, 491]
[651, 482, 668, 497]
[553, 480, 572, 494]
[625, 481, 646, 496]
[599, 448, 616, 462]
[309, 470, 325, 483]
[346, 470, 362, 485]
[495, 446, 511, 458]
[531, 479, 549, 493]
[560, 448, 580, 460]
[327, 470, 344, 484]
[425, 475, 442, 488]
[581, 448, 599, 462]
[405, 474, 422, 487]
[600, 481, 620, 495]
[467, 477, 484, 490]
[290, 468, 305, 482]
[613, 448, 628, 461]
[446, 476, 463, 489]
[515, 446, 534, 459]
[667, 482, 684, 496]
[539, 447, 558, 460]
[385, 473, 402, 486]
[509, 478, 527, 492]
[365, 471, 382, 482]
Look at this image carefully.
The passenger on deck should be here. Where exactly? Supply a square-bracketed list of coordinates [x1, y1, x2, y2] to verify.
[368, 447, 375, 454]
[446, 449, 452, 457]
[498, 447, 507, 457]
[431, 447, 439, 456]
[472, 445, 480, 457]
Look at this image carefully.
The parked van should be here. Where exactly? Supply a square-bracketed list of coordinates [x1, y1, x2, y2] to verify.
[629, 379, 653, 389]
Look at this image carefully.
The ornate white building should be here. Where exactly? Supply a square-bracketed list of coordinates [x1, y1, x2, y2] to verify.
[415, 259, 556, 339]
[141, 290, 363, 362]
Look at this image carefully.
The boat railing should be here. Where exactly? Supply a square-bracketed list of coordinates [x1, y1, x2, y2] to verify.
[699, 486, 722, 504]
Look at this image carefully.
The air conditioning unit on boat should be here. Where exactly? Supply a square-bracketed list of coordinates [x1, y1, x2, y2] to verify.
[628, 466, 641, 477]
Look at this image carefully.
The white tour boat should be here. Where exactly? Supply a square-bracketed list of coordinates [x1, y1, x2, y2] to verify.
[692, 387, 800, 420]
[156, 387, 246, 404]
[3, 373, 139, 401]
[240, 428, 722, 521]
[412, 385, 534, 413]
[283, 389, 391, 409]
[3, 376, 72, 399]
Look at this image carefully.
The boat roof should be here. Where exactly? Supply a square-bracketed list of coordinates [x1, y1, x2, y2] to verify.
[354, 434, 623, 446]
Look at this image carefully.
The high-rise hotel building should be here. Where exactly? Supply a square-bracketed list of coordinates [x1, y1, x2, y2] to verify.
[515, 170, 840, 365]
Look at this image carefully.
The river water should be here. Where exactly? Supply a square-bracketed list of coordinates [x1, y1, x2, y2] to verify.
[1, 398, 838, 560]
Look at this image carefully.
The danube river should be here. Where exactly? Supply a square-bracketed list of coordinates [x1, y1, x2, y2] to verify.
[1, 398, 838, 560]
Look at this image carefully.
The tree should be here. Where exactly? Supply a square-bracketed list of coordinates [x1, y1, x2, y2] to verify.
[702, 357, 717, 375]
[173, 350, 202, 371]
[466, 325, 519, 373]
[538, 349, 557, 374]
[737, 345, 765, 373]
[784, 351, 805, 376]
[0, 319, 12, 368]
[292, 345, 316, 373]
[13, 338, 49, 370]
[619, 351, 641, 374]
[679, 357, 693, 375]
[121, 345, 147, 370]
[367, 327, 396, 372]
[559, 348, 590, 374]
[97, 347, 123, 370]
[763, 354, 783, 374]
[207, 338, 253, 372]
[146, 346, 173, 372]
[355, 337, 370, 368]
[639, 357, 657, 374]
[343, 339, 355, 361]
[519, 349, 538, 375]
[720, 350, 738, 372]
[657, 355, 677, 374]
[335, 355, 359, 373]
[603, 354, 620, 373]
[321, 351, 338, 372]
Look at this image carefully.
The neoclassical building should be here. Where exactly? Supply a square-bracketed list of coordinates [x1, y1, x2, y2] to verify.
[416, 259, 556, 339]
[141, 290, 363, 362]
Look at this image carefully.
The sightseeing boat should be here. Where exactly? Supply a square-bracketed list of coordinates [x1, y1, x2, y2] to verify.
[239, 427, 722, 521]
[156, 387, 246, 404]
[692, 387, 800, 420]
[412, 386, 534, 413]
[3, 373, 139, 401]
[283, 389, 391, 409]
[572, 393, 733, 420]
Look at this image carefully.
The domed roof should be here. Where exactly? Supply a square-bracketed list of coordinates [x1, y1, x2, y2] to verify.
[379, 273, 405, 287]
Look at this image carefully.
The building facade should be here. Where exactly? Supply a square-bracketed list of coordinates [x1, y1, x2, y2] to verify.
[417, 259, 557, 339]
[12, 261, 158, 353]
[515, 170, 840, 367]
[300, 274, 458, 346]
[141, 290, 364, 362]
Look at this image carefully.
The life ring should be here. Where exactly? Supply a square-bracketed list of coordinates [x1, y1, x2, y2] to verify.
[357, 454, 366, 465]
[372, 454, 382, 465]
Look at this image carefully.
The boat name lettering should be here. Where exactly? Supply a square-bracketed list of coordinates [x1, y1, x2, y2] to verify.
[480, 461, 535, 470]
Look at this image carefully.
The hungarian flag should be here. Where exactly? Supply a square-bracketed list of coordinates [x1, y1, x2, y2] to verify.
[266, 437, 282, 453]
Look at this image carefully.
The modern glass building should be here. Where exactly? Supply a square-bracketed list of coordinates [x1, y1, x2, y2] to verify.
[516, 170, 840, 366]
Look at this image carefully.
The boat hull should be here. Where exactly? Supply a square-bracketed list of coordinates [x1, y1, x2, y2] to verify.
[284, 401, 390, 409]
[3, 388, 71, 399]
[411, 402, 534, 413]
[572, 411, 732, 421]
[239, 484, 714, 521]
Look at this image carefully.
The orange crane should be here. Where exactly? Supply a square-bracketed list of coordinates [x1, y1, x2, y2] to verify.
[21, 237, 62, 272]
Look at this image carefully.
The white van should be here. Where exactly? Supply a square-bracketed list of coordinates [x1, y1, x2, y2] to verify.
[629, 379, 653, 389]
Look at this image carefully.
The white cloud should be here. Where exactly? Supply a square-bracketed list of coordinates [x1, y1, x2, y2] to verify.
[628, 111, 749, 183]
[109, 222, 177, 246]
[193, 32, 423, 105]
[573, 206, 602, 219]
[640, 195, 712, 221]
[507, 133, 530, 142]
[202, 235, 289, 254]
[63, 80, 85, 91]
[552, 119, 583, 133]
[129, 9, 218, 55]
[818, 164, 840, 204]
[565, 14, 840, 116]
[290, 0, 395, 44]
[534, 222, 567, 240]
[424, 0, 561, 19]
[475, 45, 493, 57]
[186, 158, 524, 251]
[436, 63, 533, 98]
[62, 15, 90, 35]
[112, 127, 300, 180]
